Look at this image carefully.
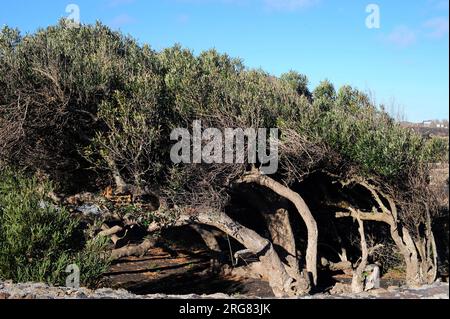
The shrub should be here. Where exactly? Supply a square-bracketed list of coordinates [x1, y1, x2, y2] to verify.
[0, 169, 110, 287]
[291, 87, 426, 180]
[280, 70, 311, 99]
[422, 136, 449, 163]
[0, 21, 162, 191]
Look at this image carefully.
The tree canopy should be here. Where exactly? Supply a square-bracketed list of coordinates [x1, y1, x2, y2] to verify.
[1, 21, 447, 296]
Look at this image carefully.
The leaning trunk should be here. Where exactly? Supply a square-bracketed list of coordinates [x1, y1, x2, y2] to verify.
[244, 190, 301, 279]
[190, 224, 222, 253]
[263, 208, 300, 278]
[351, 217, 368, 293]
[241, 172, 318, 285]
[194, 209, 310, 296]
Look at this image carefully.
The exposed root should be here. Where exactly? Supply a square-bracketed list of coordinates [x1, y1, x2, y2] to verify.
[111, 238, 156, 260]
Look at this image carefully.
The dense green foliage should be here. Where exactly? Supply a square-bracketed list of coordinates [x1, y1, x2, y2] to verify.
[297, 102, 427, 179]
[0, 21, 164, 189]
[0, 21, 445, 210]
[1, 21, 441, 190]
[280, 70, 311, 99]
[423, 137, 449, 163]
[0, 23, 447, 283]
[0, 170, 110, 287]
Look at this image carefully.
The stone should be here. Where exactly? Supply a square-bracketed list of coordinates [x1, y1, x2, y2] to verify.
[364, 264, 380, 291]
[0, 279, 448, 299]
[0, 292, 10, 299]
[330, 282, 351, 295]
[368, 288, 388, 297]
[75, 204, 103, 216]
[74, 291, 87, 299]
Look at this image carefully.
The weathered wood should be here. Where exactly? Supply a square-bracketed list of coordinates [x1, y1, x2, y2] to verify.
[190, 224, 221, 253]
[193, 209, 310, 296]
[351, 215, 368, 293]
[241, 169, 318, 285]
[111, 239, 156, 260]
[263, 208, 300, 278]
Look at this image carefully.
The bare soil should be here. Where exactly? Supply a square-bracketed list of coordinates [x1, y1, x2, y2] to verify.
[103, 246, 410, 297]
[104, 247, 275, 297]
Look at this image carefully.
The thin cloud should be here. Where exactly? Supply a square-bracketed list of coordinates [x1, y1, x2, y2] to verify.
[173, 0, 319, 11]
[428, 0, 449, 11]
[107, 0, 135, 8]
[263, 0, 319, 11]
[423, 17, 449, 39]
[176, 13, 190, 24]
[110, 14, 136, 28]
[385, 26, 417, 48]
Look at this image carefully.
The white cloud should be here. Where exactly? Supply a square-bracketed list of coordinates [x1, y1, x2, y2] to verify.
[263, 0, 319, 11]
[423, 16, 449, 38]
[385, 26, 417, 48]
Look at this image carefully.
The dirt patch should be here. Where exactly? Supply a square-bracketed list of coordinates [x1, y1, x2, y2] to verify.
[103, 247, 274, 297]
[103, 246, 409, 297]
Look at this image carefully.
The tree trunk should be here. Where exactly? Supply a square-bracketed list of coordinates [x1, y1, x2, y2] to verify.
[426, 231, 438, 283]
[111, 238, 156, 260]
[351, 216, 368, 293]
[388, 223, 422, 287]
[105, 156, 128, 193]
[336, 208, 428, 287]
[194, 209, 310, 296]
[244, 190, 301, 279]
[241, 171, 318, 285]
[190, 224, 221, 253]
[98, 224, 123, 246]
[116, 204, 311, 296]
[263, 208, 300, 278]
[421, 207, 438, 284]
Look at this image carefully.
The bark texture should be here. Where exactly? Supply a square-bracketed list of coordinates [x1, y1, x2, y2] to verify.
[111, 238, 156, 260]
[263, 208, 300, 278]
[335, 180, 437, 287]
[192, 209, 310, 296]
[241, 170, 318, 285]
[351, 215, 368, 293]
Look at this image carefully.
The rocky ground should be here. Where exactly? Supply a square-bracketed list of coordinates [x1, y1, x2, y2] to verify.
[0, 280, 448, 299]
[2, 242, 448, 300]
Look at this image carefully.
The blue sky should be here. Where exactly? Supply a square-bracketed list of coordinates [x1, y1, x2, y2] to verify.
[1, 0, 448, 121]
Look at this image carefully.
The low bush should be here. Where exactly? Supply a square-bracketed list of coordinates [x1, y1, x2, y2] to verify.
[0, 169, 110, 287]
